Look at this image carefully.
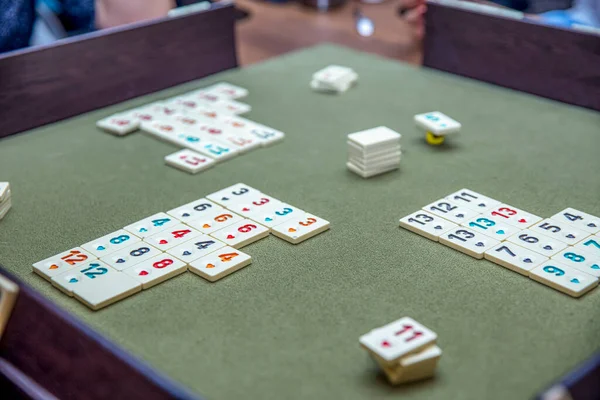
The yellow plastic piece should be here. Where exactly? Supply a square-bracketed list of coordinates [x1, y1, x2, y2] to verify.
[425, 131, 445, 146]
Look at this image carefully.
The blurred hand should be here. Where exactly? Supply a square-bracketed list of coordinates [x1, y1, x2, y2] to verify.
[399, 0, 427, 40]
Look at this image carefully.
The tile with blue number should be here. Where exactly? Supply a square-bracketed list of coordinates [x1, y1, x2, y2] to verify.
[51, 260, 119, 297]
[445, 189, 501, 213]
[551, 247, 600, 278]
[550, 208, 600, 234]
[123, 212, 179, 238]
[123, 254, 188, 289]
[422, 198, 480, 225]
[439, 227, 500, 259]
[100, 242, 163, 271]
[507, 229, 567, 257]
[188, 246, 252, 282]
[414, 112, 461, 136]
[529, 259, 598, 298]
[399, 210, 457, 242]
[461, 215, 520, 241]
[249, 202, 305, 229]
[573, 235, 600, 259]
[186, 208, 245, 234]
[245, 121, 285, 147]
[33, 247, 97, 281]
[167, 198, 222, 223]
[484, 242, 548, 276]
[166, 235, 226, 263]
[529, 218, 589, 245]
[81, 229, 141, 258]
[145, 223, 203, 250]
[206, 183, 262, 207]
[484, 204, 542, 228]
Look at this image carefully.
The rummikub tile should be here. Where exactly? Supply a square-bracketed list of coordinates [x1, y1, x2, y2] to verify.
[123, 212, 179, 238]
[205, 183, 262, 207]
[439, 227, 500, 259]
[551, 248, 600, 278]
[51, 261, 118, 297]
[271, 213, 330, 244]
[33, 247, 97, 281]
[166, 235, 227, 263]
[145, 223, 202, 250]
[249, 203, 304, 229]
[96, 114, 140, 136]
[188, 246, 252, 282]
[484, 204, 542, 228]
[210, 219, 270, 248]
[573, 235, 600, 258]
[164, 149, 216, 174]
[414, 112, 461, 136]
[529, 260, 598, 298]
[507, 229, 568, 257]
[550, 208, 600, 234]
[124, 254, 187, 289]
[228, 194, 282, 218]
[203, 82, 249, 99]
[445, 189, 501, 212]
[100, 243, 162, 271]
[186, 209, 245, 234]
[81, 229, 141, 258]
[167, 198, 222, 222]
[461, 215, 521, 241]
[399, 210, 457, 242]
[422, 199, 480, 224]
[246, 123, 286, 147]
[484, 242, 548, 275]
[529, 219, 589, 245]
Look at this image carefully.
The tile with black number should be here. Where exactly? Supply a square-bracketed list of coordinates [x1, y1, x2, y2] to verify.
[439, 227, 499, 259]
[460, 215, 521, 241]
[123, 212, 179, 238]
[188, 246, 252, 282]
[271, 213, 331, 245]
[445, 189, 501, 212]
[529, 219, 589, 245]
[484, 204, 542, 228]
[100, 243, 162, 271]
[81, 229, 141, 258]
[249, 203, 304, 229]
[484, 242, 548, 276]
[166, 235, 226, 263]
[422, 199, 480, 224]
[210, 219, 270, 248]
[186, 209, 244, 234]
[33, 247, 97, 281]
[573, 235, 600, 259]
[399, 210, 457, 242]
[507, 229, 568, 257]
[167, 198, 222, 223]
[123, 254, 188, 289]
[529, 259, 598, 298]
[551, 248, 600, 278]
[551, 208, 600, 234]
[145, 224, 203, 250]
[206, 183, 263, 207]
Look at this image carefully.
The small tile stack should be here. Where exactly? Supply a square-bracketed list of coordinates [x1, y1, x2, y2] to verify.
[0, 182, 11, 221]
[311, 65, 358, 94]
[347, 126, 402, 178]
[360, 317, 441, 385]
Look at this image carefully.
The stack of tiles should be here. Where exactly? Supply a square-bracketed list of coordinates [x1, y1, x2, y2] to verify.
[311, 65, 358, 94]
[347, 126, 402, 178]
[360, 317, 441, 385]
[0, 182, 11, 221]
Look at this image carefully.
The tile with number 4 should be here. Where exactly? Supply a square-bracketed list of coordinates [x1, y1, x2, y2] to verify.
[399, 210, 457, 242]
[422, 199, 480, 224]
[551, 208, 600, 234]
[484, 242, 548, 276]
[210, 219, 270, 248]
[249, 203, 304, 229]
[439, 227, 499, 259]
[33, 247, 97, 281]
[529, 260, 598, 298]
[186, 209, 244, 234]
[485, 204, 542, 228]
[507, 229, 567, 257]
[124, 254, 187, 289]
[529, 218, 589, 245]
[271, 213, 330, 245]
[145, 224, 202, 250]
[574, 235, 600, 259]
[206, 183, 262, 207]
[188, 246, 252, 282]
[166, 235, 226, 263]
[445, 189, 501, 212]
[551, 248, 600, 278]
[123, 212, 179, 238]
[100, 243, 162, 271]
[164, 149, 215, 174]
[461, 215, 520, 241]
[81, 230, 141, 258]
[167, 198, 222, 223]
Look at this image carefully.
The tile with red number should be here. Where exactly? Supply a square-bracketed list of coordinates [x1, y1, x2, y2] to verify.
[219, 132, 262, 153]
[99, 242, 163, 271]
[145, 224, 202, 250]
[123, 254, 188, 289]
[529, 218, 589, 245]
[550, 207, 600, 235]
[203, 82, 249, 99]
[166, 96, 218, 114]
[132, 103, 180, 121]
[210, 219, 270, 248]
[206, 183, 263, 207]
[96, 114, 140, 136]
[164, 149, 216, 174]
[188, 246, 252, 282]
[81, 229, 141, 258]
[33, 247, 97, 281]
[421, 199, 480, 225]
[484, 204, 542, 228]
[123, 212, 179, 238]
[167, 198, 222, 223]
[506, 229, 568, 257]
[271, 213, 331, 245]
[212, 99, 252, 115]
[228, 195, 282, 218]
[166, 235, 226, 263]
[185, 209, 244, 234]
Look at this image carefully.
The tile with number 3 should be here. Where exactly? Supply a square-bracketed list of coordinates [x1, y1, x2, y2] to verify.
[271, 213, 331, 245]
[439, 227, 500, 259]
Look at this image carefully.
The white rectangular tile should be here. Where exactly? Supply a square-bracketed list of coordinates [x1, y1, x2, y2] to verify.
[205, 183, 263, 207]
[244, 122, 285, 147]
[145, 223, 203, 250]
[529, 218, 590, 245]
[551, 248, 600, 277]
[51, 261, 118, 297]
[185, 209, 245, 234]
[439, 227, 499, 259]
[248, 203, 304, 229]
[422, 198, 480, 224]
[166, 198, 222, 223]
[0, 182, 10, 202]
[484, 204, 542, 228]
[529, 260, 598, 298]
[203, 82, 249, 99]
[210, 219, 270, 248]
[399, 210, 457, 242]
[33, 247, 97, 281]
[96, 114, 140, 136]
[123, 212, 180, 238]
[271, 213, 331, 245]
[484, 242, 548, 276]
[188, 246, 252, 282]
[573, 235, 600, 259]
[347, 126, 401, 149]
[445, 188, 501, 212]
[460, 215, 521, 241]
[81, 229, 141, 258]
[227, 195, 283, 218]
[99, 243, 163, 271]
[123, 254, 187, 289]
[164, 149, 216, 174]
[166, 235, 226, 263]
[551, 207, 600, 234]
[506, 229, 568, 257]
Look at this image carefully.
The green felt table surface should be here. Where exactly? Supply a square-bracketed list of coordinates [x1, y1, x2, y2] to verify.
[1, 44, 599, 400]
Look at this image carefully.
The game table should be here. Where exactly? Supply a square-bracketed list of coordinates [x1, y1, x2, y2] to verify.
[1, 5, 600, 400]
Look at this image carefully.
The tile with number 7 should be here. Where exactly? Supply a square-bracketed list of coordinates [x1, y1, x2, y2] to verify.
[573, 235, 600, 259]
[271, 213, 330, 245]
[145, 224, 202, 250]
[210, 219, 270, 248]
[188, 246, 252, 282]
[33, 247, 97, 281]
[123, 254, 188, 289]
[123, 212, 179, 238]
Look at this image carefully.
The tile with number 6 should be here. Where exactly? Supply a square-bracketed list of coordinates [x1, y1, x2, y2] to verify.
[146, 224, 202, 250]
[33, 247, 97, 281]
[167, 198, 222, 222]
[123, 212, 179, 238]
[81, 229, 141, 258]
[210, 219, 270, 248]
[189, 246, 252, 282]
[124, 254, 187, 289]
[186, 209, 244, 234]
[166, 235, 226, 263]
[529, 260, 598, 298]
[100, 243, 162, 271]
[507, 229, 567, 257]
[271, 213, 331, 245]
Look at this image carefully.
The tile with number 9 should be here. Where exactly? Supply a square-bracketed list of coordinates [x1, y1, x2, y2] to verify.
[529, 260, 598, 298]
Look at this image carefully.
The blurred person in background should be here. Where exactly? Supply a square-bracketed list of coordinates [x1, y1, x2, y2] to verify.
[0, 0, 175, 53]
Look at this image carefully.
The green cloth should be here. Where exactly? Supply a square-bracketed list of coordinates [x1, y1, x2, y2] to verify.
[0, 44, 599, 400]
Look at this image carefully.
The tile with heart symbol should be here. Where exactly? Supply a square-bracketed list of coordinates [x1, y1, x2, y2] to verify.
[210, 219, 270, 248]
[484, 204, 542, 228]
[166, 235, 227, 263]
[188, 246, 252, 282]
[248, 203, 304, 229]
[81, 229, 142, 258]
[528, 259, 598, 298]
[33, 247, 97, 281]
[528, 219, 589, 246]
[551, 247, 600, 278]
[185, 208, 244, 234]
[167, 197, 222, 223]
[123, 212, 180, 238]
[445, 189, 501, 213]
[96, 113, 140, 136]
[507, 229, 567, 257]
[50, 261, 121, 296]
[422, 199, 480, 225]
[123, 254, 187, 289]
[484, 242, 548, 276]
[164, 149, 216, 174]
[100, 243, 163, 271]
[399, 210, 457, 242]
[551, 208, 600, 235]
[460, 215, 520, 241]
[573, 234, 600, 259]
[206, 183, 263, 207]
[227, 195, 283, 218]
[145, 224, 202, 250]
[271, 213, 331, 245]
[439, 227, 500, 259]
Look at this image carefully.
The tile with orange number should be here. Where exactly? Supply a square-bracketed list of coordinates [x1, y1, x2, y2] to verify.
[210, 219, 270, 248]
[145, 223, 203, 250]
[164, 149, 216, 174]
[185, 209, 244, 234]
[33, 247, 97, 281]
[166, 235, 227, 263]
[188, 246, 252, 282]
[167, 198, 222, 223]
[123, 254, 188, 289]
[271, 213, 331, 245]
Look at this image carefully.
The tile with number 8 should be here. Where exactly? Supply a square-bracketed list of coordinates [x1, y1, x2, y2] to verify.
[551, 248, 600, 278]
[123, 254, 187, 289]
[123, 212, 179, 238]
[422, 199, 480, 225]
[484, 242, 548, 276]
[81, 229, 141, 258]
[461, 216, 520, 241]
[100, 243, 162, 271]
[529, 260, 598, 298]
[485, 204, 542, 228]
[188, 246, 252, 282]
[529, 218, 589, 245]
[271, 213, 331, 245]
[186, 209, 244, 234]
[145, 224, 202, 250]
[166, 235, 226, 263]
[210, 219, 270, 248]
[399, 210, 457, 242]
[551, 208, 600, 234]
[33, 247, 97, 281]
[439, 227, 499, 259]
[445, 189, 501, 212]
[507, 229, 567, 257]
[167, 198, 222, 222]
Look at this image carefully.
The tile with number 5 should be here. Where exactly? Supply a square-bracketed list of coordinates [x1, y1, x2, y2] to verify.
[33, 247, 97, 281]
[124, 254, 188, 289]
[529, 218, 589, 245]
[189, 246, 252, 282]
[81, 229, 141, 258]
[210, 219, 270, 248]
[146, 224, 202, 250]
[123, 212, 179, 238]
[271, 213, 331, 245]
